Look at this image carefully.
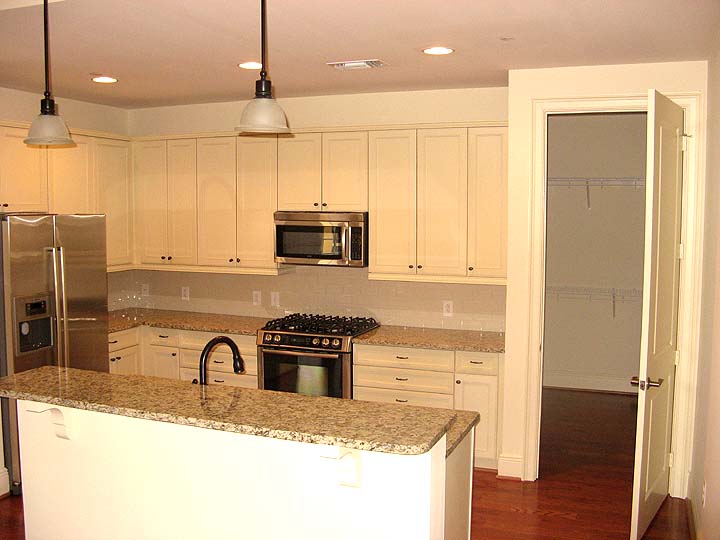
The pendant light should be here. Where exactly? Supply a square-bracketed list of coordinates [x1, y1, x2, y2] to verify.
[24, 0, 73, 146]
[236, 0, 289, 133]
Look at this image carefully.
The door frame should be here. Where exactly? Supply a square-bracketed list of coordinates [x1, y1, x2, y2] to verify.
[523, 92, 705, 498]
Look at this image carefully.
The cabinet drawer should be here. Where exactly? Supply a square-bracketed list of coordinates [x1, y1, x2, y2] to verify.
[147, 328, 180, 347]
[353, 365, 454, 394]
[108, 328, 139, 352]
[180, 368, 258, 389]
[354, 386, 453, 409]
[179, 349, 257, 375]
[455, 351, 499, 375]
[179, 330, 256, 356]
[353, 344, 454, 372]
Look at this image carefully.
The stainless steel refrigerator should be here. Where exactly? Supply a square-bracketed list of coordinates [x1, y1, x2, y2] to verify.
[0, 214, 108, 494]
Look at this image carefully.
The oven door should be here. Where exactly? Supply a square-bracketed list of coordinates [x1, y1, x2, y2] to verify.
[258, 348, 351, 398]
[274, 220, 349, 266]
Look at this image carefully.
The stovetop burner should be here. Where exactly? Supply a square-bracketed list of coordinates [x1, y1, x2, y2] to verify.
[262, 313, 379, 337]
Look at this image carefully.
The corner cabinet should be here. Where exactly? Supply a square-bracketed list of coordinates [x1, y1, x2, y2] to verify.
[369, 126, 507, 285]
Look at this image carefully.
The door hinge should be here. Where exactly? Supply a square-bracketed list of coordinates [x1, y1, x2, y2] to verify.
[668, 452, 674, 468]
[677, 243, 685, 260]
[675, 350, 680, 366]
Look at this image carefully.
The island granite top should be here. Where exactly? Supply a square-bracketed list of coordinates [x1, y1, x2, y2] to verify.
[0, 367, 479, 457]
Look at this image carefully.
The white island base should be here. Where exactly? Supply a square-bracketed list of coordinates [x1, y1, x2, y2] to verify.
[17, 400, 473, 540]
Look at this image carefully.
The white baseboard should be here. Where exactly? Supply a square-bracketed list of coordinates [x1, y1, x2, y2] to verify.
[543, 370, 638, 394]
[497, 454, 523, 479]
[0, 466, 9, 497]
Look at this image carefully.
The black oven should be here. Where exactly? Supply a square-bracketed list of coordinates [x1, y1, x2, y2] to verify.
[257, 347, 351, 399]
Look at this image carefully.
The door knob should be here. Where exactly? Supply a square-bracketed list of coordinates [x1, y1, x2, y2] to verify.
[630, 376, 664, 390]
[647, 378, 664, 388]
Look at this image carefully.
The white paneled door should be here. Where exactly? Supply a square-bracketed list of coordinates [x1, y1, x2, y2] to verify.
[630, 91, 684, 540]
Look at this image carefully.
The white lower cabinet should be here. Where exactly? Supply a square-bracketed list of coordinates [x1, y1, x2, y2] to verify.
[354, 343, 501, 469]
[144, 345, 180, 379]
[109, 347, 139, 375]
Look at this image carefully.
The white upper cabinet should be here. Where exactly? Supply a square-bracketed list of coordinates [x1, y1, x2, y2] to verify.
[467, 127, 507, 279]
[96, 139, 132, 267]
[134, 140, 169, 264]
[277, 133, 321, 211]
[0, 126, 48, 212]
[416, 128, 468, 277]
[166, 139, 197, 266]
[236, 135, 277, 269]
[197, 137, 237, 267]
[48, 135, 97, 214]
[368, 130, 417, 274]
[321, 132, 368, 211]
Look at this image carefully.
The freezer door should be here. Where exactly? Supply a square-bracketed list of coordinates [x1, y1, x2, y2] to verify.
[53, 214, 109, 372]
[1, 214, 57, 375]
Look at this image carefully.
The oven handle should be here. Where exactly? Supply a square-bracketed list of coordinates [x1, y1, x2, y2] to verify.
[260, 348, 342, 360]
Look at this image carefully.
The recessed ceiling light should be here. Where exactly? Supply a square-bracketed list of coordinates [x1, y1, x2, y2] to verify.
[91, 75, 117, 84]
[238, 61, 262, 70]
[422, 46, 454, 56]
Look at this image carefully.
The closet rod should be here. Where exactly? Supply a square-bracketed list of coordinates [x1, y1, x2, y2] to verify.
[547, 176, 645, 188]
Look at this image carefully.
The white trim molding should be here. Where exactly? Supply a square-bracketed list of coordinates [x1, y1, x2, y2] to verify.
[0, 466, 9, 497]
[519, 93, 705, 502]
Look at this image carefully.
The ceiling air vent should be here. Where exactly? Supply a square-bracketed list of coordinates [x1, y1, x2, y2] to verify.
[326, 59, 385, 71]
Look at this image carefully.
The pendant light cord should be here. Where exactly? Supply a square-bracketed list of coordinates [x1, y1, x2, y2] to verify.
[43, 0, 50, 100]
[260, 0, 267, 81]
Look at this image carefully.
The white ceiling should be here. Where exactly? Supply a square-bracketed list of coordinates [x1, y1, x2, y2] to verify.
[1, 0, 719, 109]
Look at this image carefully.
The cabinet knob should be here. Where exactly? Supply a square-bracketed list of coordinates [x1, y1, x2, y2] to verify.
[468, 267, 474, 271]
[228, 258, 234, 262]
[161, 256, 166, 260]
[167, 256, 173, 261]
[417, 265, 423, 269]
[116, 356, 122, 360]
[110, 357, 116, 362]
[313, 202, 319, 207]
[456, 380, 461, 384]
[2, 203, 8, 207]
[322, 203, 327, 207]
[408, 265, 414, 269]
[171, 352, 177, 357]
[236, 258, 240, 263]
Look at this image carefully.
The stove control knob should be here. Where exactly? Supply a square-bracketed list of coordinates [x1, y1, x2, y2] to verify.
[331, 338, 341, 348]
[321, 338, 330, 347]
[312, 337, 320, 346]
[273, 334, 282, 343]
[264, 334, 272, 342]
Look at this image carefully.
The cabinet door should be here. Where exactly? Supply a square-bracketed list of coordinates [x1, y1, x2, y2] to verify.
[109, 346, 139, 375]
[468, 127, 507, 278]
[197, 137, 236, 266]
[277, 133, 321, 211]
[167, 139, 197, 266]
[321, 132, 368, 211]
[0, 126, 48, 212]
[236, 136, 277, 268]
[454, 374, 498, 466]
[143, 345, 179, 379]
[48, 135, 96, 214]
[417, 128, 468, 276]
[368, 130, 416, 274]
[96, 139, 132, 266]
[134, 141, 168, 264]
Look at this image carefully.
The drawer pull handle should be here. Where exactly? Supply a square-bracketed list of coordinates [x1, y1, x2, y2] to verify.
[109, 357, 116, 362]
[213, 360, 224, 364]
[469, 361, 485, 365]
[108, 340, 118, 344]
[395, 377, 409, 381]
[159, 335, 169, 339]
[116, 356, 122, 360]
[396, 356, 409, 360]
[214, 379, 225, 383]
[395, 399, 408, 403]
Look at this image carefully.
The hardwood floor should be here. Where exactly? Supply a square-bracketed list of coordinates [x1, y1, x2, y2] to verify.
[469, 388, 690, 540]
[0, 389, 691, 539]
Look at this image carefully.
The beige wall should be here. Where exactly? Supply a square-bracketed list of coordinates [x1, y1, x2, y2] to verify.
[690, 44, 720, 539]
[504, 61, 708, 480]
[543, 113, 646, 392]
[0, 86, 129, 136]
[108, 269, 506, 332]
[127, 87, 509, 136]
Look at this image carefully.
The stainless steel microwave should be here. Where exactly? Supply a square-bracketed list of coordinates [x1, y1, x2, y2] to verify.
[274, 211, 368, 267]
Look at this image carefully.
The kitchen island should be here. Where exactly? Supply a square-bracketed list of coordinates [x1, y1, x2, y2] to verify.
[0, 367, 478, 540]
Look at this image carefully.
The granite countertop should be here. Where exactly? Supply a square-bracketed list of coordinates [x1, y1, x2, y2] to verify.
[0, 367, 479, 457]
[354, 325, 505, 353]
[110, 309, 505, 353]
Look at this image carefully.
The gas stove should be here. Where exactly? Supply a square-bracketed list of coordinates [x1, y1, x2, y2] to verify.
[257, 313, 379, 353]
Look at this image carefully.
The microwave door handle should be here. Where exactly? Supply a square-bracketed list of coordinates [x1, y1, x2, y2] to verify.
[47, 247, 63, 367]
[341, 224, 349, 265]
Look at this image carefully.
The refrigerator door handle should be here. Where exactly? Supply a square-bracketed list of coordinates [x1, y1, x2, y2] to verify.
[57, 246, 70, 367]
[48, 247, 63, 367]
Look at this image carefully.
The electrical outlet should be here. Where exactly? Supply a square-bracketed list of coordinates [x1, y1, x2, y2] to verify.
[252, 290, 262, 306]
[443, 300, 453, 317]
[181, 287, 190, 301]
[141, 283, 150, 297]
[271, 291, 280, 307]
[702, 480, 707, 508]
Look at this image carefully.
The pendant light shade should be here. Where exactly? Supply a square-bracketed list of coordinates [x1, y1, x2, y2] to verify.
[24, 0, 73, 146]
[236, 0, 289, 134]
